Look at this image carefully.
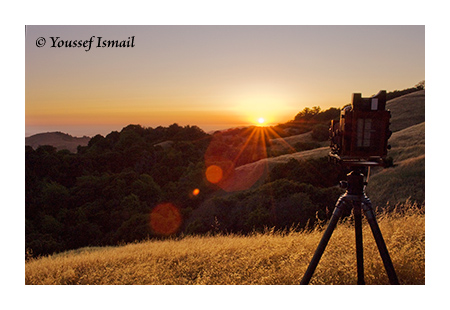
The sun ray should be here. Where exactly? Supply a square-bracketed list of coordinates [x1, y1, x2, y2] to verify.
[264, 126, 298, 153]
[204, 121, 310, 192]
[230, 127, 258, 164]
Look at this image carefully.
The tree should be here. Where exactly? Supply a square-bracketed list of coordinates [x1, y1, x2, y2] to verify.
[131, 174, 162, 204]
[115, 214, 151, 243]
[415, 80, 425, 90]
[294, 106, 321, 121]
[41, 181, 70, 216]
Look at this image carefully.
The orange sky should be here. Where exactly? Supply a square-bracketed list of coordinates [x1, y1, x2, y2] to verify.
[25, 25, 425, 137]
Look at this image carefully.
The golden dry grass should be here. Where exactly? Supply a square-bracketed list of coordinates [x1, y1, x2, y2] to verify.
[25, 203, 424, 285]
[366, 122, 425, 207]
[386, 90, 425, 132]
[387, 122, 425, 163]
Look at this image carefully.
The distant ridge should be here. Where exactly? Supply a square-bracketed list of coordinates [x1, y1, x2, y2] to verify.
[25, 132, 91, 153]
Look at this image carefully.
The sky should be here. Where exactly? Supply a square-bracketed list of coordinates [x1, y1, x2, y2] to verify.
[25, 25, 424, 137]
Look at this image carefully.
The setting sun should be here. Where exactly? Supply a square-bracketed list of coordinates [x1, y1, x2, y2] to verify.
[258, 117, 265, 125]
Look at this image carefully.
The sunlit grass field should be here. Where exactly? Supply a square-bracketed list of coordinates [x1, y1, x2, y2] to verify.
[25, 203, 424, 285]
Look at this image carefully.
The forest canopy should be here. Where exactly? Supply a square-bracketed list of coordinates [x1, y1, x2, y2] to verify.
[26, 120, 345, 257]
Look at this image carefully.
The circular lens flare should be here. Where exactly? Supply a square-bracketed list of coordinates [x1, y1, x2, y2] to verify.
[205, 165, 223, 184]
[150, 203, 182, 235]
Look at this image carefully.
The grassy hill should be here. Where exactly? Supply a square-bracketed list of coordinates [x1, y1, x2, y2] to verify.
[25, 202, 424, 285]
[366, 122, 425, 207]
[386, 90, 425, 132]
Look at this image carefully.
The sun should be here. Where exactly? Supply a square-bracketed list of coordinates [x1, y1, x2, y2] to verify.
[257, 117, 266, 125]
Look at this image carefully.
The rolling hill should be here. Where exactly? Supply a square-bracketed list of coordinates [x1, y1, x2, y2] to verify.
[25, 132, 90, 153]
[385, 90, 425, 132]
[229, 90, 425, 196]
[365, 121, 425, 207]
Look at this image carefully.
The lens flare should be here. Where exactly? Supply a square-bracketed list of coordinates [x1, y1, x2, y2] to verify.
[150, 203, 182, 235]
[205, 165, 223, 184]
[192, 188, 200, 196]
[204, 127, 277, 192]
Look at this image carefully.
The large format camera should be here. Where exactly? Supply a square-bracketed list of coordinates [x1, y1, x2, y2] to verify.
[329, 90, 391, 166]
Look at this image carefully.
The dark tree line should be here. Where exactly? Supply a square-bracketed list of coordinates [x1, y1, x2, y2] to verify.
[26, 121, 345, 257]
[26, 124, 212, 256]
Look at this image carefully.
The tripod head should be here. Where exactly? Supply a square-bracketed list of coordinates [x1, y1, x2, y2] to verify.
[340, 170, 366, 196]
[328, 152, 387, 167]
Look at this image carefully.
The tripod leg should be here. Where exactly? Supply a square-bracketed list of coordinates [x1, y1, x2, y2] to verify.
[300, 199, 345, 285]
[362, 199, 400, 285]
[353, 202, 365, 285]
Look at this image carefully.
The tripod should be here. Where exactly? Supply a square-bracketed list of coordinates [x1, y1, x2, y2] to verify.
[300, 169, 399, 285]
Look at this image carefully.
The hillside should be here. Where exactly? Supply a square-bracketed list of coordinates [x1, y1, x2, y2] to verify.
[25, 132, 90, 153]
[269, 131, 328, 154]
[385, 90, 425, 132]
[25, 202, 424, 285]
[231, 90, 425, 191]
[366, 122, 425, 207]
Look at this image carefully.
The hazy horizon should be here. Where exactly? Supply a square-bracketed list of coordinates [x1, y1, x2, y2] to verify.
[26, 25, 424, 138]
[25, 122, 252, 138]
